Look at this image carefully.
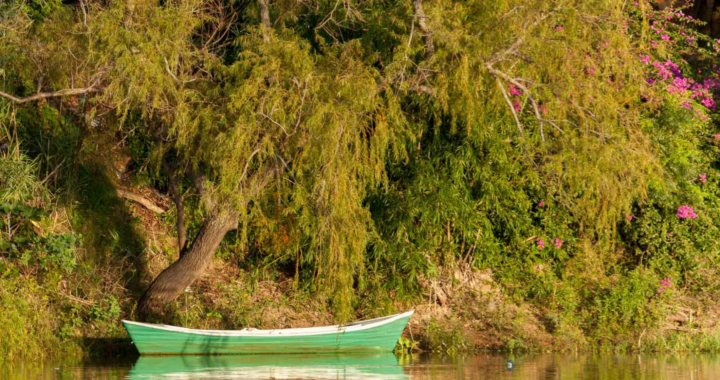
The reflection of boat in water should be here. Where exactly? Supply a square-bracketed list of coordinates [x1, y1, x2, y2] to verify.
[126, 354, 408, 379]
[123, 311, 413, 355]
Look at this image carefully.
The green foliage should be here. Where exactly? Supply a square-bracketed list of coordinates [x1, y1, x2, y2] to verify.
[425, 319, 470, 354]
[0, 130, 48, 205]
[591, 269, 666, 343]
[2, 233, 79, 273]
[0, 276, 76, 359]
[88, 296, 122, 324]
[394, 336, 419, 354]
[21, 0, 63, 21]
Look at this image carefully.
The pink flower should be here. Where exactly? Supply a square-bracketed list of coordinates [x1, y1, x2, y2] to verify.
[508, 85, 522, 96]
[670, 77, 691, 93]
[668, 232, 673, 237]
[658, 277, 672, 294]
[714, 133, 720, 139]
[700, 173, 707, 183]
[626, 214, 634, 221]
[661, 34, 670, 41]
[538, 200, 545, 207]
[700, 96, 716, 110]
[551, 237, 564, 249]
[677, 205, 698, 219]
[513, 99, 521, 112]
[640, 55, 651, 64]
[537, 239, 545, 250]
[555, 25, 564, 32]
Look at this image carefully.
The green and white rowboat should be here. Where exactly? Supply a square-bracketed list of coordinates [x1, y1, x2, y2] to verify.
[122, 310, 414, 355]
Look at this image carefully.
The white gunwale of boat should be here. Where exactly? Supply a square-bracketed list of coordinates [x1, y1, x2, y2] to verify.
[122, 310, 414, 337]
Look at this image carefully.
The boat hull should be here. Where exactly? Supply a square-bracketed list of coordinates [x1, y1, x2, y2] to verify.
[123, 312, 412, 355]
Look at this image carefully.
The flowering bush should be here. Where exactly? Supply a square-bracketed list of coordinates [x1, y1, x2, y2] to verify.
[676, 205, 698, 219]
[631, 3, 719, 117]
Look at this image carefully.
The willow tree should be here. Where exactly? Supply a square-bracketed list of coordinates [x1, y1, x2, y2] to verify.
[91, 0, 396, 318]
[1, 0, 390, 319]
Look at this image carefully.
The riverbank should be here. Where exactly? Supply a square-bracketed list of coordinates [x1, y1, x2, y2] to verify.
[3, 183, 720, 359]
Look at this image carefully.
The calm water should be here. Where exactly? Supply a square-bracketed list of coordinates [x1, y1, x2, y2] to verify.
[3, 353, 720, 379]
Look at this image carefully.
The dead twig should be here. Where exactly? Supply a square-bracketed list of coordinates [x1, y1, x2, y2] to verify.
[116, 188, 167, 214]
[0, 87, 100, 104]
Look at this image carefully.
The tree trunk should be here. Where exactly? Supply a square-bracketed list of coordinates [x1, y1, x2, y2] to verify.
[258, 0, 271, 42]
[137, 210, 237, 319]
[168, 175, 187, 254]
[703, 0, 717, 37]
[705, 0, 716, 21]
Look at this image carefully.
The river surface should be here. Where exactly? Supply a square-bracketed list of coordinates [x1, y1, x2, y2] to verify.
[3, 353, 720, 379]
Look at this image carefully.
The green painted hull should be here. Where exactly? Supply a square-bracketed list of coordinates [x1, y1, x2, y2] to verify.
[123, 312, 412, 355]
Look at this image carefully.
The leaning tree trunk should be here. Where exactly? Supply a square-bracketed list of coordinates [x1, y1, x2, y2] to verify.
[137, 210, 237, 319]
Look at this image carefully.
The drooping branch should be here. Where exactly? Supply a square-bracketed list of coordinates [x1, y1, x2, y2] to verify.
[258, 0, 271, 42]
[413, 0, 435, 58]
[123, 0, 136, 28]
[486, 63, 565, 139]
[495, 78, 527, 151]
[391, 0, 436, 97]
[0, 87, 99, 104]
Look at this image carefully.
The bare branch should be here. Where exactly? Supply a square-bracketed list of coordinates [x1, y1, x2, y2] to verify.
[316, 0, 342, 32]
[164, 57, 180, 83]
[79, 0, 88, 29]
[260, 109, 290, 136]
[495, 78, 528, 157]
[240, 149, 261, 183]
[117, 188, 167, 214]
[398, 14, 416, 86]
[0, 87, 99, 104]
[407, 84, 436, 96]
[486, 63, 565, 138]
[413, 0, 435, 59]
